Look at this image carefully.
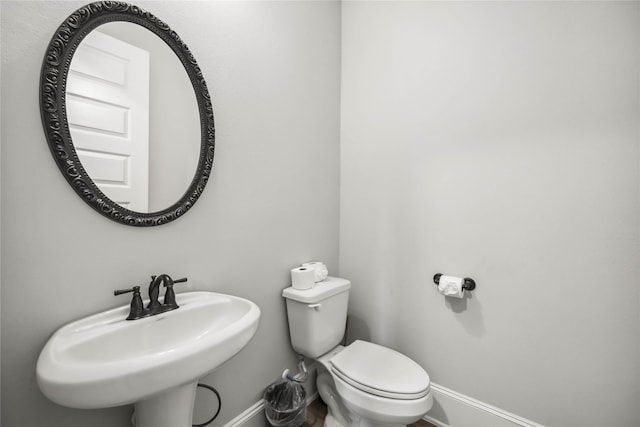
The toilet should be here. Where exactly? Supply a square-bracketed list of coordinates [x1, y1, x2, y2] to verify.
[282, 277, 433, 427]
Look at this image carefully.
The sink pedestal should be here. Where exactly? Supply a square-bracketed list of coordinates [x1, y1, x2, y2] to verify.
[135, 382, 198, 427]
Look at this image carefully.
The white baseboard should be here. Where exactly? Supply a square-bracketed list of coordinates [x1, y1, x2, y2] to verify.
[223, 399, 265, 427]
[224, 382, 543, 427]
[424, 383, 545, 427]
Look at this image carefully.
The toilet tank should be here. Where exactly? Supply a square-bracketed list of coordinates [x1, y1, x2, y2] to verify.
[282, 277, 351, 358]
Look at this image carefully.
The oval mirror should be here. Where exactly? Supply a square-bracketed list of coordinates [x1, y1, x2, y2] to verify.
[40, 2, 215, 226]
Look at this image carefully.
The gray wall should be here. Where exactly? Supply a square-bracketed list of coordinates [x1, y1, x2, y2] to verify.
[0, 1, 341, 426]
[340, 1, 639, 427]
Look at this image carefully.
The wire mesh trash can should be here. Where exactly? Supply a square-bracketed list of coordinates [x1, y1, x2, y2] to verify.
[264, 380, 306, 427]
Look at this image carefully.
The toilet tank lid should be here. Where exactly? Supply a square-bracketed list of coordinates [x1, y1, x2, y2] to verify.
[282, 277, 351, 303]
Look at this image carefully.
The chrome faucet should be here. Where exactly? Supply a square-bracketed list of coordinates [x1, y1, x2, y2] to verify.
[114, 274, 188, 320]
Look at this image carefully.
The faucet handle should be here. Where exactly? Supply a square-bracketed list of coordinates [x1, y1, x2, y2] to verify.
[162, 277, 187, 309]
[114, 285, 140, 296]
[114, 286, 146, 320]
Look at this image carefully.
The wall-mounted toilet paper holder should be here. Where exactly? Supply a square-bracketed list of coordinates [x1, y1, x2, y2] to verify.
[433, 273, 476, 291]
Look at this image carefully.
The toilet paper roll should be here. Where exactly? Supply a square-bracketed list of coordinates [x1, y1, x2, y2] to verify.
[291, 266, 316, 290]
[301, 262, 328, 282]
[437, 275, 465, 299]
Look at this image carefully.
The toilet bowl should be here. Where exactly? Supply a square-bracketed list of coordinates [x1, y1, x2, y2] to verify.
[282, 277, 433, 427]
[316, 342, 433, 427]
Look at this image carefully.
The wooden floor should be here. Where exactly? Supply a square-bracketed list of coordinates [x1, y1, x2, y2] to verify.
[303, 399, 327, 427]
[304, 399, 436, 427]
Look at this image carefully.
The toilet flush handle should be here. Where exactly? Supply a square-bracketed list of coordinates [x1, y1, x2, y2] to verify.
[308, 303, 322, 311]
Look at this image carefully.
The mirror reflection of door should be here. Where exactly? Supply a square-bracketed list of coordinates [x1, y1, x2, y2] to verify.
[65, 22, 201, 215]
[67, 30, 150, 212]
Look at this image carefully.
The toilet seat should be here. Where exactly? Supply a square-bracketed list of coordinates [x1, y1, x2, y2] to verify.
[330, 340, 430, 400]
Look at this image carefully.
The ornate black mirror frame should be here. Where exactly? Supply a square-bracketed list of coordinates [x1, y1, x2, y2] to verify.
[40, 1, 215, 226]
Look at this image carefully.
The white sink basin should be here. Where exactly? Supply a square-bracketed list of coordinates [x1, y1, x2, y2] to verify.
[37, 291, 260, 425]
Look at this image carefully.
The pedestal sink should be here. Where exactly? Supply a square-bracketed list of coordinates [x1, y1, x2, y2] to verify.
[37, 292, 260, 427]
